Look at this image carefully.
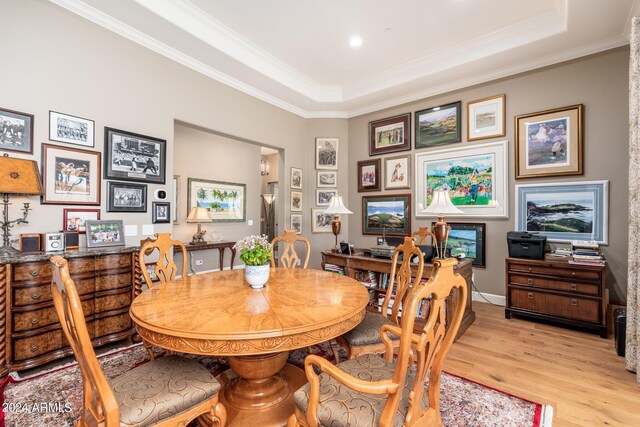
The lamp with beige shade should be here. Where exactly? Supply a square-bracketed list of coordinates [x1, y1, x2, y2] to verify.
[186, 206, 212, 245]
[423, 189, 463, 259]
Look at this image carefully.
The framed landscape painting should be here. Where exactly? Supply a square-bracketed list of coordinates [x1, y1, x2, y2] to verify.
[187, 178, 246, 222]
[415, 141, 508, 218]
[515, 104, 583, 179]
[369, 113, 411, 156]
[467, 94, 505, 141]
[357, 159, 381, 192]
[362, 194, 411, 236]
[0, 107, 33, 154]
[41, 144, 101, 205]
[317, 171, 337, 188]
[315, 138, 338, 170]
[433, 221, 486, 267]
[384, 154, 410, 190]
[415, 101, 461, 148]
[515, 181, 608, 244]
[104, 127, 166, 184]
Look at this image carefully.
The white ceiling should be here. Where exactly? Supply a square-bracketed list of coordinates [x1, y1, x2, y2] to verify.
[51, 0, 638, 118]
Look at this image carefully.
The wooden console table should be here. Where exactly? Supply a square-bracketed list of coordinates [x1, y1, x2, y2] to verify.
[182, 241, 236, 274]
[321, 250, 475, 339]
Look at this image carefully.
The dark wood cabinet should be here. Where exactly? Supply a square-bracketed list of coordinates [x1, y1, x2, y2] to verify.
[505, 257, 607, 337]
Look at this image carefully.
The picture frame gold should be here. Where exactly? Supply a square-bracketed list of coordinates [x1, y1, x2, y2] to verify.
[467, 94, 505, 141]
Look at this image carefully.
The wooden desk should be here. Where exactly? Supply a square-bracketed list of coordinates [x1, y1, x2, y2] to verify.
[183, 241, 236, 273]
[321, 250, 475, 339]
[130, 268, 368, 426]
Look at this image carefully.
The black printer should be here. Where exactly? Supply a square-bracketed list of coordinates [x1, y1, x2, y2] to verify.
[507, 231, 546, 260]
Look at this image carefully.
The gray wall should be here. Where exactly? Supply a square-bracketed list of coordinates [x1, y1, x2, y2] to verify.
[347, 47, 630, 301]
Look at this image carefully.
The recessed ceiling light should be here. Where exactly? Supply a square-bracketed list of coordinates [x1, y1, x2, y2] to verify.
[349, 35, 362, 47]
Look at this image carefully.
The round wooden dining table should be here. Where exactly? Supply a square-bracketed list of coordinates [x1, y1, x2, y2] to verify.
[130, 267, 369, 427]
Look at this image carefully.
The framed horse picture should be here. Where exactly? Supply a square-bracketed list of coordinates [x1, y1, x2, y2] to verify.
[41, 144, 101, 205]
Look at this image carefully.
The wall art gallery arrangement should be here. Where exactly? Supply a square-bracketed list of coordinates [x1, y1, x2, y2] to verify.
[310, 137, 339, 234]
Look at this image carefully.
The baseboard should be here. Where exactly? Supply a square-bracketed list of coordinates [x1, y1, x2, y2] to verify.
[472, 291, 506, 306]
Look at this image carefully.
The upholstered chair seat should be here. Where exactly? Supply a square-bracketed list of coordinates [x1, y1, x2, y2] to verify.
[112, 355, 222, 427]
[341, 311, 399, 348]
[293, 353, 426, 427]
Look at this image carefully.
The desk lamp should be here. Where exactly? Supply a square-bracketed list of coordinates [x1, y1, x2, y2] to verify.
[186, 207, 211, 244]
[323, 195, 352, 251]
[423, 190, 463, 259]
[0, 155, 43, 256]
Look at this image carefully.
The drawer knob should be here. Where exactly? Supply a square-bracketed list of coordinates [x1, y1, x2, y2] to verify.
[571, 272, 576, 276]
[118, 320, 126, 327]
[527, 267, 532, 272]
[527, 292, 533, 299]
[30, 270, 39, 277]
[571, 299, 578, 306]
[118, 259, 126, 266]
[30, 344, 38, 352]
[527, 278, 533, 285]
[31, 292, 41, 300]
[570, 283, 577, 291]
[30, 317, 39, 325]
[119, 297, 126, 305]
[118, 277, 127, 284]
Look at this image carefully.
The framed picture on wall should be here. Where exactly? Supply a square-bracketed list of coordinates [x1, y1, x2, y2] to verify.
[187, 178, 246, 222]
[311, 208, 334, 233]
[290, 190, 302, 212]
[49, 110, 95, 147]
[317, 171, 337, 188]
[152, 202, 170, 224]
[362, 194, 411, 236]
[41, 143, 101, 205]
[432, 221, 486, 267]
[104, 127, 166, 184]
[291, 167, 303, 189]
[316, 189, 337, 207]
[357, 159, 381, 192]
[415, 101, 461, 148]
[467, 94, 505, 141]
[315, 138, 338, 169]
[290, 214, 302, 234]
[62, 208, 100, 234]
[384, 154, 410, 190]
[173, 175, 179, 225]
[107, 181, 147, 212]
[369, 113, 411, 156]
[0, 107, 34, 154]
[85, 220, 125, 248]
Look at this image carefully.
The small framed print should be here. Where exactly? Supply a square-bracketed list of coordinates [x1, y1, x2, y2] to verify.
[357, 159, 381, 192]
[311, 208, 334, 233]
[290, 214, 302, 235]
[467, 94, 505, 141]
[85, 220, 125, 248]
[42, 143, 101, 205]
[62, 208, 100, 234]
[291, 190, 302, 212]
[0, 107, 34, 154]
[384, 155, 410, 190]
[290, 167, 302, 189]
[173, 175, 179, 224]
[49, 111, 95, 147]
[315, 138, 338, 170]
[317, 171, 337, 188]
[152, 202, 170, 224]
[316, 189, 337, 207]
[415, 101, 461, 148]
[104, 127, 166, 184]
[369, 113, 411, 156]
[107, 181, 147, 213]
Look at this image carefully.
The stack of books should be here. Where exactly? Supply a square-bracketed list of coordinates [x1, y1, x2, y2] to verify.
[323, 263, 345, 275]
[569, 240, 605, 266]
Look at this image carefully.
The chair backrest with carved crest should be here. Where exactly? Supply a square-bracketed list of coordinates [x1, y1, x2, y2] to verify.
[139, 233, 187, 287]
[270, 230, 310, 269]
[411, 226, 436, 246]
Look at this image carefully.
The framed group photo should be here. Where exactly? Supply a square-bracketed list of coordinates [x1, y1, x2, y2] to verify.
[187, 178, 246, 222]
[357, 159, 381, 192]
[369, 113, 411, 156]
[49, 110, 95, 147]
[384, 154, 410, 190]
[41, 144, 101, 205]
[362, 194, 411, 236]
[107, 181, 147, 212]
[85, 220, 125, 248]
[104, 127, 166, 184]
[0, 107, 33, 154]
[315, 138, 338, 170]
[433, 222, 486, 267]
[467, 94, 505, 141]
[62, 208, 100, 234]
[415, 101, 461, 148]
[515, 104, 583, 179]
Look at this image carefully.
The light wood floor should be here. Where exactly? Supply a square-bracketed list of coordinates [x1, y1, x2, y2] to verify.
[446, 302, 640, 427]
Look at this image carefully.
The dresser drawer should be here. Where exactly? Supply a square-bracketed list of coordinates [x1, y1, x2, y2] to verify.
[95, 292, 131, 313]
[13, 299, 94, 332]
[508, 262, 600, 281]
[13, 330, 62, 361]
[13, 277, 95, 306]
[510, 288, 599, 323]
[96, 254, 131, 271]
[95, 272, 131, 291]
[509, 274, 599, 296]
[94, 313, 131, 338]
[13, 258, 95, 283]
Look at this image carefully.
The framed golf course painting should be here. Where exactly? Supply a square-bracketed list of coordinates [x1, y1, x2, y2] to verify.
[362, 194, 411, 236]
[433, 222, 486, 267]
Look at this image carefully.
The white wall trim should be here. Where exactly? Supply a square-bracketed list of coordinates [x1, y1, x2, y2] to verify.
[472, 291, 506, 306]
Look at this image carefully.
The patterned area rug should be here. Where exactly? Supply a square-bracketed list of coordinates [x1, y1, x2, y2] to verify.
[0, 343, 552, 427]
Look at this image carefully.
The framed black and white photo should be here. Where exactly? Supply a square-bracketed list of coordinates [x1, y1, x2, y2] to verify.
[104, 127, 166, 184]
[317, 171, 337, 188]
[0, 107, 33, 154]
[49, 111, 95, 147]
[152, 202, 170, 223]
[42, 143, 101, 205]
[311, 208, 333, 233]
[315, 138, 338, 170]
[291, 214, 302, 235]
[291, 167, 302, 189]
[107, 181, 147, 213]
[316, 189, 337, 207]
[85, 220, 125, 248]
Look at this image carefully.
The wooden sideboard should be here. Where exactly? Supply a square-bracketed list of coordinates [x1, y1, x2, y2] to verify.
[505, 256, 607, 337]
[0, 246, 138, 376]
[321, 250, 475, 339]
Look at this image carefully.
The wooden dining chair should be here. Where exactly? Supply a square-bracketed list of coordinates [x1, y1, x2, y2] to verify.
[139, 233, 188, 287]
[50, 256, 227, 427]
[412, 226, 436, 246]
[288, 256, 467, 427]
[333, 237, 424, 363]
[271, 230, 310, 269]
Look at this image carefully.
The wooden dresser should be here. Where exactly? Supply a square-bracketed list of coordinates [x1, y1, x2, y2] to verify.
[505, 256, 607, 337]
[0, 246, 139, 376]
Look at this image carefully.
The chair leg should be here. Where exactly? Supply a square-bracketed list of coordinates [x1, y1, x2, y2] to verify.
[287, 406, 309, 427]
[330, 339, 341, 364]
[209, 399, 227, 427]
[143, 339, 155, 361]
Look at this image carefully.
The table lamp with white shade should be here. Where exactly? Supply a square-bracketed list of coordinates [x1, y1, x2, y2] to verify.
[423, 189, 463, 259]
[186, 207, 212, 245]
[323, 195, 352, 250]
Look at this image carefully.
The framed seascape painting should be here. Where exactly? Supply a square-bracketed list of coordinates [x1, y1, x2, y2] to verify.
[515, 104, 583, 179]
[384, 154, 410, 190]
[415, 140, 508, 218]
[316, 189, 337, 207]
[187, 178, 246, 222]
[467, 94, 505, 141]
[357, 159, 381, 192]
[290, 167, 302, 189]
[515, 181, 608, 244]
[290, 190, 302, 212]
[49, 111, 95, 147]
[311, 208, 334, 233]
[85, 220, 125, 248]
[362, 194, 411, 236]
[315, 138, 338, 170]
[0, 107, 33, 154]
[369, 113, 411, 156]
[62, 208, 100, 234]
[107, 181, 147, 213]
[317, 171, 337, 188]
[290, 214, 302, 235]
[104, 127, 166, 184]
[415, 101, 461, 148]
[41, 144, 101, 205]
[432, 221, 486, 267]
